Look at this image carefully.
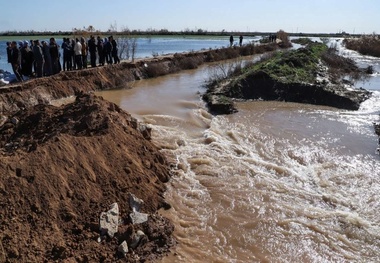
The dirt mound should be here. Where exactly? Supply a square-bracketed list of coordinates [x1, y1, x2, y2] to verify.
[0, 94, 174, 262]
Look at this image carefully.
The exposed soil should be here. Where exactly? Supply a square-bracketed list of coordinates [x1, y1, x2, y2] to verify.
[0, 94, 174, 262]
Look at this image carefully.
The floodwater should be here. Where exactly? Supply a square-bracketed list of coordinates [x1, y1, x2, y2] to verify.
[96, 41, 380, 262]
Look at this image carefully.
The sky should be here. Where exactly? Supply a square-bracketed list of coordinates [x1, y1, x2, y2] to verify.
[0, 0, 379, 34]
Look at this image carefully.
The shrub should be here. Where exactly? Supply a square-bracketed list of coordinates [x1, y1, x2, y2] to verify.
[177, 56, 203, 70]
[277, 30, 292, 48]
[254, 43, 277, 54]
[144, 63, 168, 78]
[224, 47, 240, 59]
[239, 44, 255, 56]
[343, 35, 380, 57]
[291, 38, 314, 46]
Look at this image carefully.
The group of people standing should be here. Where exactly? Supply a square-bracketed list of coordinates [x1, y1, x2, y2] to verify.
[61, 35, 120, 72]
[229, 35, 244, 47]
[7, 38, 60, 81]
[269, 34, 277, 42]
[6, 35, 120, 82]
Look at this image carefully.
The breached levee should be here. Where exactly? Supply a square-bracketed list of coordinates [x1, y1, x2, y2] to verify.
[0, 42, 279, 115]
[0, 42, 280, 262]
[203, 41, 372, 114]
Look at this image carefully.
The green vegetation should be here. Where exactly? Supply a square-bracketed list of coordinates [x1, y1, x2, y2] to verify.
[238, 42, 328, 84]
[291, 38, 314, 45]
[343, 35, 380, 57]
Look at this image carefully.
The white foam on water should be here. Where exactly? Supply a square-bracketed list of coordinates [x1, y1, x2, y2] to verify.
[158, 100, 380, 262]
[96, 40, 380, 262]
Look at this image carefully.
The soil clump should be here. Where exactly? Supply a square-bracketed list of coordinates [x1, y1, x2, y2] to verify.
[0, 93, 174, 262]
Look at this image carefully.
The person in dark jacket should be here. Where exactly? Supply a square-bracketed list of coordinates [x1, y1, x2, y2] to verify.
[10, 41, 23, 81]
[49, 38, 60, 74]
[41, 41, 52, 76]
[110, 36, 120, 64]
[20, 42, 28, 75]
[62, 38, 70, 71]
[33, 40, 44, 77]
[97, 36, 105, 66]
[88, 35, 97, 67]
[20, 40, 34, 77]
[6, 42, 12, 64]
[104, 38, 113, 64]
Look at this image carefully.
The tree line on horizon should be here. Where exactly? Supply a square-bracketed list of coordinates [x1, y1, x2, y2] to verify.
[0, 24, 364, 38]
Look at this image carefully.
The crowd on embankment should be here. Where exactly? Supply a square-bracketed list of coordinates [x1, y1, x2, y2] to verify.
[5, 35, 121, 82]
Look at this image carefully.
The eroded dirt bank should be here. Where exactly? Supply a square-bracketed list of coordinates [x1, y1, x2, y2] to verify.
[0, 94, 174, 262]
[0, 43, 279, 115]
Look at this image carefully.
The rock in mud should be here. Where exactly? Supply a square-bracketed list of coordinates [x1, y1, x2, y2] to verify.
[99, 203, 119, 238]
[118, 241, 129, 256]
[202, 93, 237, 115]
[129, 230, 146, 249]
[129, 193, 144, 212]
[130, 211, 149, 225]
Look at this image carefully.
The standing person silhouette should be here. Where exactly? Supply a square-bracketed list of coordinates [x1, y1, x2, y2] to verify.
[110, 36, 120, 64]
[32, 40, 44, 78]
[239, 35, 243, 46]
[10, 41, 23, 81]
[230, 35, 234, 47]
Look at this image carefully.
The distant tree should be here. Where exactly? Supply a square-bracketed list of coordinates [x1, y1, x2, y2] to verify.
[117, 38, 130, 60]
[108, 21, 118, 33]
[120, 26, 130, 34]
[131, 38, 138, 62]
[159, 28, 169, 34]
[87, 25, 95, 33]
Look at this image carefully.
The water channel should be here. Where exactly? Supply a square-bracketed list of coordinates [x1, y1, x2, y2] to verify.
[96, 41, 380, 262]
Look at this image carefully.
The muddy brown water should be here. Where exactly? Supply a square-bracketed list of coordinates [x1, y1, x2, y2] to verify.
[95, 54, 380, 262]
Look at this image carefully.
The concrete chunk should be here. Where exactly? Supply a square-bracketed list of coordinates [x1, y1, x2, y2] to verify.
[99, 203, 119, 238]
[129, 193, 144, 212]
[118, 241, 128, 256]
[129, 211, 148, 225]
[129, 230, 146, 249]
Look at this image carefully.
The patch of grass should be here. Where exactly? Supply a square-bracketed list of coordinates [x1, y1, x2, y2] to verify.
[241, 42, 328, 84]
[291, 38, 314, 45]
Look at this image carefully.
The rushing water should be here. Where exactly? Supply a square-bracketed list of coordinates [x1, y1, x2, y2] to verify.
[97, 40, 380, 262]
